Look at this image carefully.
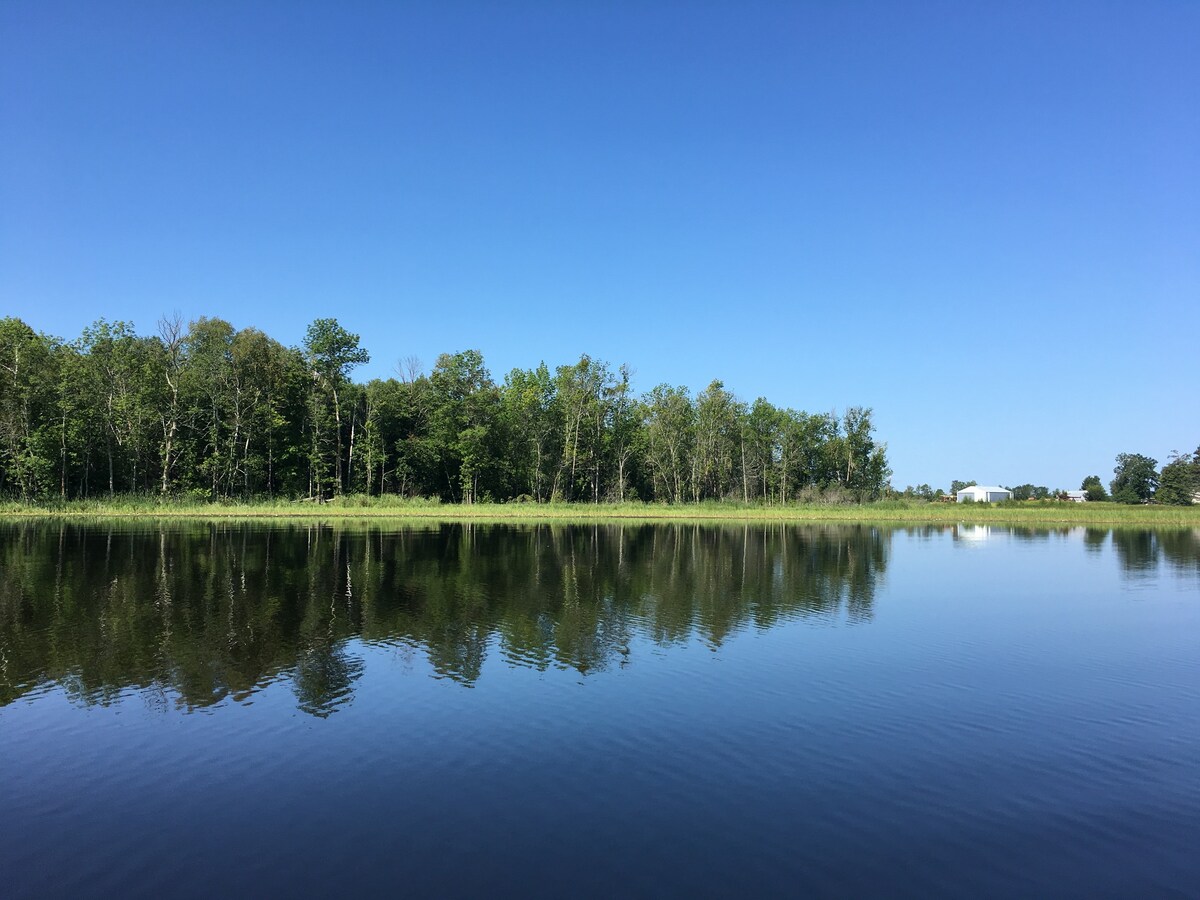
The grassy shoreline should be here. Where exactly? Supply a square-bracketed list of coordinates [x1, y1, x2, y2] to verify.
[1, 498, 1197, 527]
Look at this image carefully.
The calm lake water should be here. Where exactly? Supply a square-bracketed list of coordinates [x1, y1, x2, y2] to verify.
[1, 521, 1198, 898]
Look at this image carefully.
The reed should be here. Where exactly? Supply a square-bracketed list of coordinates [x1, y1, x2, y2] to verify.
[0, 497, 1197, 526]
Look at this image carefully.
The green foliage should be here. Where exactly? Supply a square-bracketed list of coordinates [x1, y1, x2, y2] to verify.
[429, 349, 500, 504]
[502, 363, 557, 502]
[641, 384, 694, 503]
[0, 317, 893, 506]
[1110, 453, 1159, 504]
[1009, 484, 1051, 501]
[1155, 450, 1199, 506]
[303, 318, 370, 380]
[0, 318, 59, 499]
[303, 318, 370, 497]
[1081, 474, 1108, 502]
[899, 484, 937, 501]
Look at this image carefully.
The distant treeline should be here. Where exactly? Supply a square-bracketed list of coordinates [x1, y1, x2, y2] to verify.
[0, 316, 890, 503]
[902, 450, 1200, 507]
[1102, 450, 1200, 506]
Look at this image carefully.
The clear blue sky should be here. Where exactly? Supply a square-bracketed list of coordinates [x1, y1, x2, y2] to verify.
[2, 1, 1197, 490]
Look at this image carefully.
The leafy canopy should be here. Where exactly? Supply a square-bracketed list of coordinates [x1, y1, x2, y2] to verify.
[1110, 453, 1158, 504]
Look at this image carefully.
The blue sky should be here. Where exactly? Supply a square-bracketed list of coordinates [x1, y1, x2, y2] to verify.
[2, 1, 1197, 490]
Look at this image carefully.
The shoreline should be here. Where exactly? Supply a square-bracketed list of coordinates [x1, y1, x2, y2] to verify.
[1, 501, 1197, 527]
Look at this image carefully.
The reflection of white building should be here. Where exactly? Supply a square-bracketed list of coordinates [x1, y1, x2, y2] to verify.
[954, 524, 993, 541]
[956, 485, 1012, 503]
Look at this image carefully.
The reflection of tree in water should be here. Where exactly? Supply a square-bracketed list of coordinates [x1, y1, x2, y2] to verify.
[1102, 528, 1200, 578]
[941, 525, 1199, 578]
[1159, 529, 1200, 576]
[0, 521, 890, 712]
[294, 641, 364, 718]
[1112, 529, 1162, 575]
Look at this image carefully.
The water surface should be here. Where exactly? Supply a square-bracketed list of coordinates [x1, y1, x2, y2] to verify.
[1, 522, 1197, 897]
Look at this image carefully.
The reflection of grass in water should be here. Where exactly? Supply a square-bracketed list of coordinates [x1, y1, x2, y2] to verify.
[1, 496, 1199, 526]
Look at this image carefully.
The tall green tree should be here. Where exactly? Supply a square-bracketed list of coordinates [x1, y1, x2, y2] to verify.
[157, 314, 186, 494]
[303, 319, 369, 497]
[1010, 484, 1051, 501]
[691, 380, 739, 501]
[393, 372, 439, 498]
[744, 399, 781, 502]
[1110, 452, 1158, 504]
[641, 385, 694, 503]
[0, 318, 58, 499]
[1155, 449, 1198, 506]
[360, 378, 402, 496]
[75, 320, 163, 495]
[1080, 475, 1108, 502]
[501, 363, 558, 501]
[605, 365, 641, 502]
[550, 355, 614, 502]
[183, 317, 237, 497]
[229, 327, 302, 497]
[836, 407, 889, 499]
[52, 340, 95, 498]
[790, 411, 838, 498]
[429, 350, 499, 503]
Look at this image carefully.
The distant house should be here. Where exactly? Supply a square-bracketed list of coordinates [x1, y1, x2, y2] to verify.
[956, 485, 1012, 503]
[1066, 491, 1088, 503]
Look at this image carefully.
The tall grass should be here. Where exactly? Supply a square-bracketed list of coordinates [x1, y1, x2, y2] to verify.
[0, 496, 1196, 526]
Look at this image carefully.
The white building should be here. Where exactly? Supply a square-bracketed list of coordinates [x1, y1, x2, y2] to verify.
[1066, 491, 1088, 503]
[956, 485, 1012, 503]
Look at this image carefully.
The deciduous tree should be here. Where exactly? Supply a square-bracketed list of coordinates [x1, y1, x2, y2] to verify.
[1080, 475, 1108, 502]
[304, 318, 369, 497]
[1155, 450, 1198, 506]
[1110, 453, 1158, 504]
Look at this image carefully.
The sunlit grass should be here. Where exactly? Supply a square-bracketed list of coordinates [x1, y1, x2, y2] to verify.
[0, 496, 1196, 526]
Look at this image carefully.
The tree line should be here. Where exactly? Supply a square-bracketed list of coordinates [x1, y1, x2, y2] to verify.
[898, 448, 1200, 507]
[1107, 450, 1200, 505]
[0, 315, 891, 503]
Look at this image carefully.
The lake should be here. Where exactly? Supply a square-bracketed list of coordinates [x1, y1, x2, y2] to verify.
[1, 521, 1198, 897]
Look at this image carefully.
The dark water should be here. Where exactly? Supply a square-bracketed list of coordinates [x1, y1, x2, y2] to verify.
[1, 522, 1197, 898]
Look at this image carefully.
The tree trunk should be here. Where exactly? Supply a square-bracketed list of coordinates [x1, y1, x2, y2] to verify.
[347, 414, 356, 493]
[161, 417, 176, 494]
[59, 414, 67, 499]
[332, 385, 343, 496]
[741, 436, 748, 503]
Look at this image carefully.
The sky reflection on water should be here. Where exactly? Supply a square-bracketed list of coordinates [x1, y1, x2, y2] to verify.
[1, 522, 1197, 898]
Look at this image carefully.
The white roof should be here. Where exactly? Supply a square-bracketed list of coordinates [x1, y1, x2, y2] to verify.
[959, 485, 1009, 493]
